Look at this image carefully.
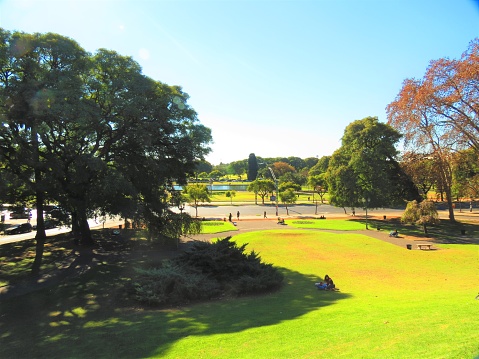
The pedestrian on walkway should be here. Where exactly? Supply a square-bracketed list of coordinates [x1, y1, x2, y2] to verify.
[237, 211, 240, 220]
[264, 211, 267, 218]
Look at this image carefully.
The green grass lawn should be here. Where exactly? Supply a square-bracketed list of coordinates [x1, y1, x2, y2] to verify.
[200, 220, 238, 234]
[287, 218, 366, 230]
[0, 229, 477, 358]
[207, 188, 326, 204]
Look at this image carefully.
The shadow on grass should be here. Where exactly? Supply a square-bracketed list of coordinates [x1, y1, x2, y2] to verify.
[351, 218, 479, 245]
[0, 258, 350, 358]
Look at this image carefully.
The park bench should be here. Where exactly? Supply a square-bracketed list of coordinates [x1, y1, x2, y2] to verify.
[417, 243, 433, 250]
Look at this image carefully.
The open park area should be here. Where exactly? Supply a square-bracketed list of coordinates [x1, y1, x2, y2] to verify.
[2, 4, 479, 358]
[0, 208, 478, 358]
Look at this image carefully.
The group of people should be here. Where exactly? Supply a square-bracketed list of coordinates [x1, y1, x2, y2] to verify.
[228, 211, 240, 222]
[315, 274, 336, 291]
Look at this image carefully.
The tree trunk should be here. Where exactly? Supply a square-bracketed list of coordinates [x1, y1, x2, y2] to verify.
[31, 192, 46, 276]
[436, 155, 455, 222]
[71, 211, 80, 236]
[31, 233, 46, 276]
[80, 215, 93, 245]
[444, 183, 455, 222]
[72, 200, 93, 245]
[30, 123, 46, 276]
[78, 205, 93, 245]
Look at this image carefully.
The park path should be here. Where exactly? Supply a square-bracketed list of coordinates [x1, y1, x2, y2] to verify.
[182, 213, 431, 250]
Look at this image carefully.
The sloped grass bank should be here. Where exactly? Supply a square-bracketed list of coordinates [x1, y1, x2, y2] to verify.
[165, 230, 478, 358]
[0, 230, 477, 358]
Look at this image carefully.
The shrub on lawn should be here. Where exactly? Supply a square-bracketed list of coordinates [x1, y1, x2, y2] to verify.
[130, 237, 283, 306]
[131, 262, 222, 305]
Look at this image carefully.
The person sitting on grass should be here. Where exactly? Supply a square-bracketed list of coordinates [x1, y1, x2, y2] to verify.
[315, 274, 331, 290]
[326, 277, 336, 290]
[315, 281, 328, 290]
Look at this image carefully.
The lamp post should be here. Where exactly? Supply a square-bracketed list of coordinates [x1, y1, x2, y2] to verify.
[365, 197, 370, 230]
[268, 167, 279, 217]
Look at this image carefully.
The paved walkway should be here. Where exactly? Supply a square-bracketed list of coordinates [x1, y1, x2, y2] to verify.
[183, 213, 431, 250]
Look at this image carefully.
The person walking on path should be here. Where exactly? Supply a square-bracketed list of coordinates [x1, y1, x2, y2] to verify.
[237, 211, 240, 220]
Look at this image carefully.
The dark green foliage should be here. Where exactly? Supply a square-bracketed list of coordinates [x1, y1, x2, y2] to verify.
[247, 153, 258, 181]
[131, 262, 222, 306]
[326, 117, 420, 209]
[131, 237, 283, 306]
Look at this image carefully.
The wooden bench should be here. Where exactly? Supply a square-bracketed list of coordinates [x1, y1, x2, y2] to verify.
[417, 243, 433, 250]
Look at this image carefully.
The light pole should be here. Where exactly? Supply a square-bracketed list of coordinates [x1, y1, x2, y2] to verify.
[365, 197, 370, 230]
[268, 167, 279, 217]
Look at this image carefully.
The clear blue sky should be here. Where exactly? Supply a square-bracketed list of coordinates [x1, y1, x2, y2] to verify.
[1, 0, 478, 165]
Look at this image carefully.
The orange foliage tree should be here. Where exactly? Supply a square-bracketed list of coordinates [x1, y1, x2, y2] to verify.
[387, 38, 479, 222]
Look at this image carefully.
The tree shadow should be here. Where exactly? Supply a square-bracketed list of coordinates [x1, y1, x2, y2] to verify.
[352, 218, 479, 245]
[0, 262, 350, 358]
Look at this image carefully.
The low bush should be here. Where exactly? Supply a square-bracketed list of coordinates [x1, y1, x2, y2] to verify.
[130, 237, 283, 306]
[131, 262, 221, 305]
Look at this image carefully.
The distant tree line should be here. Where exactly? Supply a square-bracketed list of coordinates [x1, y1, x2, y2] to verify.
[195, 39, 479, 221]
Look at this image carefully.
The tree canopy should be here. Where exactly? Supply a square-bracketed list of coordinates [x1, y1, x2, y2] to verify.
[387, 39, 479, 220]
[326, 117, 419, 210]
[0, 29, 211, 271]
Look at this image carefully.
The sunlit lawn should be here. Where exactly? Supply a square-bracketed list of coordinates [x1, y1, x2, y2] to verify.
[209, 189, 326, 204]
[287, 218, 366, 230]
[0, 229, 477, 358]
[200, 220, 238, 234]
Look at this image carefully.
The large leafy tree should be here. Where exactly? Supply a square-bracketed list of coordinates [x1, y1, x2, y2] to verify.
[184, 183, 211, 217]
[269, 161, 295, 178]
[387, 39, 479, 221]
[308, 173, 328, 215]
[303, 156, 319, 169]
[0, 29, 211, 272]
[0, 30, 91, 273]
[286, 156, 305, 171]
[279, 188, 296, 215]
[451, 149, 479, 202]
[228, 159, 247, 177]
[326, 117, 419, 211]
[308, 156, 330, 176]
[248, 179, 275, 205]
[399, 152, 437, 200]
